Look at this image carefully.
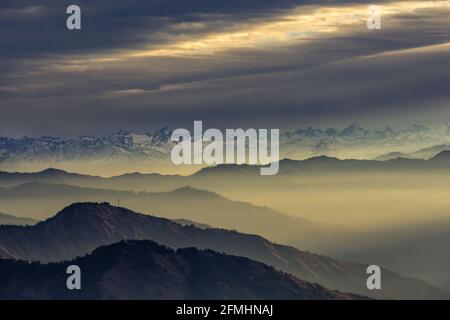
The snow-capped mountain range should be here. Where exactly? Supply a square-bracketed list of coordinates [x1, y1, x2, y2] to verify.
[1, 123, 450, 170]
[0, 127, 175, 163]
[280, 122, 450, 160]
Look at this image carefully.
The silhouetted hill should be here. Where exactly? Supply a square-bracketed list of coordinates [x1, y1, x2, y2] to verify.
[375, 145, 450, 161]
[374, 152, 410, 161]
[0, 168, 182, 189]
[430, 150, 450, 162]
[0, 240, 360, 300]
[0, 167, 95, 187]
[195, 152, 450, 175]
[0, 202, 446, 299]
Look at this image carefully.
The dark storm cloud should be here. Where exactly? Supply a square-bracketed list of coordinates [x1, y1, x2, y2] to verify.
[0, 0, 449, 136]
[0, 0, 339, 86]
[0, 0, 342, 58]
[0, 0, 389, 62]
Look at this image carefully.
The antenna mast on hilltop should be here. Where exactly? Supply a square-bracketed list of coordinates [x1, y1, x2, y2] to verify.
[117, 197, 120, 207]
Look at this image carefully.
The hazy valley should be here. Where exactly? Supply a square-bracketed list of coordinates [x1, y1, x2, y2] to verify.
[0, 203, 445, 299]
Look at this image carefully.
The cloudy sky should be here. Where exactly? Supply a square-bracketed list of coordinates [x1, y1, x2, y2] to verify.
[0, 0, 449, 137]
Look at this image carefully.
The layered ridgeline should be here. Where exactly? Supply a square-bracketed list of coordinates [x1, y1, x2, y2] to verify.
[1, 150, 450, 189]
[1, 154, 450, 290]
[1, 151, 450, 194]
[1, 123, 450, 175]
[0, 203, 446, 299]
[0, 240, 360, 300]
[0, 181, 354, 254]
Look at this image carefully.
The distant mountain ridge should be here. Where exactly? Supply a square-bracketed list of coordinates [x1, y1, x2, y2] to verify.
[1, 149, 449, 189]
[0, 240, 360, 300]
[0, 202, 446, 299]
[374, 145, 450, 161]
[0, 212, 37, 226]
[1, 123, 450, 173]
[194, 151, 450, 176]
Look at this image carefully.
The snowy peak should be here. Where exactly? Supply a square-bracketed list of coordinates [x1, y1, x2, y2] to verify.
[411, 124, 431, 133]
[107, 130, 134, 148]
[339, 123, 369, 137]
[151, 126, 172, 146]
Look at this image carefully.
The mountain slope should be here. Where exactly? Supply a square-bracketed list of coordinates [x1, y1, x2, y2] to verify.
[0, 202, 446, 300]
[335, 217, 450, 289]
[0, 240, 359, 300]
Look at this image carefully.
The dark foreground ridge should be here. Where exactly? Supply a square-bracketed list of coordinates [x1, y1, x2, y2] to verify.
[0, 239, 360, 300]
